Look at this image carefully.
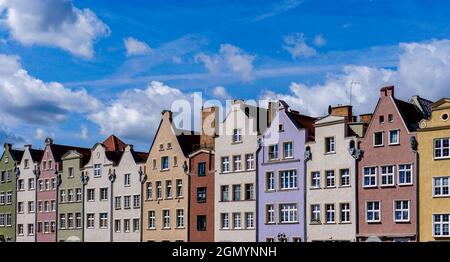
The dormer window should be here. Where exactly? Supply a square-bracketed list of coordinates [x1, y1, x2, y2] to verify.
[232, 129, 242, 143]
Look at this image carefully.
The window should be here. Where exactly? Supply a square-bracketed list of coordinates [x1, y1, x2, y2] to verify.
[311, 205, 320, 223]
[325, 137, 335, 153]
[76, 213, 81, 228]
[59, 190, 66, 203]
[379, 115, 384, 124]
[221, 186, 229, 201]
[233, 213, 241, 229]
[124, 174, 131, 186]
[279, 124, 284, 132]
[28, 178, 35, 190]
[115, 196, 121, 210]
[280, 204, 297, 223]
[38, 201, 42, 212]
[156, 181, 162, 199]
[124, 196, 131, 209]
[340, 169, 350, 187]
[374, 132, 384, 146]
[0, 214, 4, 227]
[325, 170, 335, 188]
[233, 155, 242, 171]
[148, 211, 156, 229]
[87, 189, 95, 201]
[43, 161, 46, 170]
[283, 142, 293, 158]
[45, 179, 50, 191]
[37, 222, 42, 233]
[221, 213, 229, 229]
[398, 164, 413, 185]
[44, 222, 49, 233]
[38, 180, 43, 191]
[68, 167, 74, 178]
[434, 138, 450, 159]
[100, 188, 108, 201]
[173, 156, 177, 166]
[433, 214, 450, 237]
[24, 159, 29, 169]
[51, 200, 56, 211]
[366, 201, 381, 223]
[388, 114, 394, 122]
[233, 185, 241, 201]
[0, 172, 4, 183]
[166, 180, 173, 198]
[245, 154, 254, 170]
[232, 129, 242, 142]
[60, 214, 66, 229]
[76, 188, 82, 202]
[280, 170, 297, 189]
[114, 219, 121, 232]
[161, 156, 169, 170]
[266, 172, 275, 191]
[124, 219, 130, 232]
[381, 165, 394, 186]
[18, 224, 24, 235]
[197, 215, 206, 231]
[48, 161, 53, 170]
[99, 213, 108, 228]
[87, 214, 95, 228]
[0, 192, 4, 205]
[17, 202, 24, 213]
[176, 179, 183, 198]
[245, 184, 254, 200]
[159, 144, 164, 151]
[176, 209, 184, 228]
[325, 204, 335, 223]
[389, 130, 400, 145]
[340, 203, 350, 223]
[68, 189, 74, 202]
[197, 187, 206, 203]
[245, 212, 254, 229]
[266, 205, 275, 224]
[363, 167, 377, 187]
[44, 201, 49, 212]
[28, 224, 34, 236]
[133, 218, 139, 232]
[311, 172, 320, 188]
[68, 213, 74, 228]
[17, 179, 24, 191]
[163, 210, 170, 228]
[146, 182, 153, 200]
[268, 145, 279, 160]
[152, 159, 157, 169]
[51, 178, 56, 190]
[167, 142, 172, 149]
[433, 177, 450, 196]
[198, 162, 206, 176]
[221, 157, 230, 172]
[5, 214, 11, 226]
[266, 238, 274, 242]
[28, 201, 34, 213]
[133, 195, 140, 208]
[394, 200, 410, 222]
[94, 164, 102, 177]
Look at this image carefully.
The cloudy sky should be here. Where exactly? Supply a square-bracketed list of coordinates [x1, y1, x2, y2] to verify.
[0, 0, 450, 151]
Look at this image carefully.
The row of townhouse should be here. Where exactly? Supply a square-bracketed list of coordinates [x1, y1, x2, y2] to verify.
[0, 85, 449, 242]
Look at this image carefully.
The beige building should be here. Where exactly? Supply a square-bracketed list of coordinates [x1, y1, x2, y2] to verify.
[214, 100, 267, 242]
[142, 110, 199, 242]
[305, 106, 366, 242]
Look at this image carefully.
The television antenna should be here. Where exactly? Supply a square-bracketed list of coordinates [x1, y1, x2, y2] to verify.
[349, 80, 360, 106]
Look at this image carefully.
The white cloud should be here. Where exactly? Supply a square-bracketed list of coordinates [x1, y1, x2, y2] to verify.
[124, 37, 152, 57]
[0, 54, 102, 125]
[283, 33, 317, 59]
[263, 39, 450, 117]
[79, 125, 88, 140]
[195, 44, 255, 81]
[212, 86, 231, 99]
[35, 128, 45, 140]
[0, 0, 110, 58]
[252, 0, 303, 22]
[313, 34, 327, 47]
[89, 81, 196, 141]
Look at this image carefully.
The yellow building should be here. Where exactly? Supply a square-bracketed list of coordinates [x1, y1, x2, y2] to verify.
[418, 98, 450, 241]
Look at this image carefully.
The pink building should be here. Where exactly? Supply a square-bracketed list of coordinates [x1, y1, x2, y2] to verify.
[357, 86, 432, 242]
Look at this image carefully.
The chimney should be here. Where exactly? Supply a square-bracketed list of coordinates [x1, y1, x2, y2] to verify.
[24, 144, 32, 150]
[267, 101, 277, 126]
[330, 105, 353, 121]
[3, 143, 12, 150]
[380, 85, 395, 98]
[200, 107, 218, 148]
[359, 113, 373, 124]
[45, 138, 53, 145]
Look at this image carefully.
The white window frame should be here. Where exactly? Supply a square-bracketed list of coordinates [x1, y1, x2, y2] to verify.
[221, 157, 230, 173]
[311, 172, 321, 188]
[311, 204, 320, 223]
[268, 144, 279, 160]
[388, 130, 400, 145]
[340, 203, 351, 223]
[325, 170, 335, 188]
[245, 154, 255, 170]
[176, 209, 184, 228]
[221, 213, 229, 229]
[325, 204, 335, 224]
[433, 214, 450, 237]
[280, 203, 298, 223]
[266, 172, 275, 191]
[232, 129, 242, 143]
[393, 200, 410, 223]
[233, 213, 241, 229]
[279, 170, 297, 190]
[283, 141, 293, 159]
[398, 164, 413, 185]
[433, 177, 450, 197]
[163, 210, 170, 229]
[363, 167, 377, 188]
[373, 131, 384, 147]
[340, 169, 350, 187]
[366, 201, 381, 223]
[434, 138, 450, 159]
[148, 210, 156, 229]
[94, 164, 102, 177]
[380, 165, 395, 186]
[266, 205, 275, 224]
[233, 155, 242, 171]
[325, 137, 335, 154]
[124, 173, 131, 187]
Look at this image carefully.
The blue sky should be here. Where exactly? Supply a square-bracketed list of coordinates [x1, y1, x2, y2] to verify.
[0, 0, 450, 151]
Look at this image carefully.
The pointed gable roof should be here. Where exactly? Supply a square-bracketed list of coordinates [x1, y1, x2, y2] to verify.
[103, 135, 126, 152]
[29, 149, 44, 163]
[10, 149, 24, 163]
[131, 150, 148, 164]
[394, 98, 431, 132]
[285, 110, 317, 141]
[49, 144, 91, 163]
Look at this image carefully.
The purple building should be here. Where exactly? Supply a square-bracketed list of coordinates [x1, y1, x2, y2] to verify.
[257, 101, 315, 242]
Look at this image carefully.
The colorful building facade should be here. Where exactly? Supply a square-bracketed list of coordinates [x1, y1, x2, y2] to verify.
[57, 148, 90, 242]
[142, 110, 199, 242]
[0, 144, 23, 242]
[357, 86, 431, 242]
[305, 105, 365, 242]
[16, 145, 43, 242]
[418, 98, 450, 241]
[257, 101, 315, 242]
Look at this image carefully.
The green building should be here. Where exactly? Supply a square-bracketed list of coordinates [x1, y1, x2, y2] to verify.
[57, 149, 90, 242]
[0, 144, 24, 242]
